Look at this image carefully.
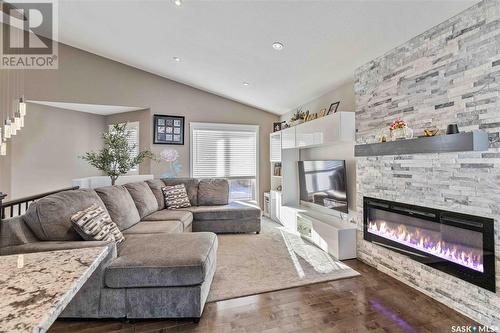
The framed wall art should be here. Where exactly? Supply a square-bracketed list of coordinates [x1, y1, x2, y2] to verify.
[327, 101, 340, 115]
[153, 114, 185, 145]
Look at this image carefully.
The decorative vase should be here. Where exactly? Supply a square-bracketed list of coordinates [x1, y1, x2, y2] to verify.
[391, 127, 413, 141]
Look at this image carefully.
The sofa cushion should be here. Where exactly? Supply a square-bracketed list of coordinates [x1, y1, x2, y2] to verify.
[95, 186, 141, 231]
[105, 232, 218, 288]
[70, 204, 124, 243]
[181, 201, 261, 221]
[24, 189, 107, 241]
[122, 221, 183, 235]
[124, 182, 159, 218]
[197, 179, 229, 206]
[145, 179, 166, 210]
[142, 214, 192, 232]
[162, 178, 199, 206]
[142, 209, 193, 225]
[0, 216, 38, 248]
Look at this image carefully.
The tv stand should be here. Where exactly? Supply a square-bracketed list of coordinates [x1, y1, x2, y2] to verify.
[280, 205, 357, 260]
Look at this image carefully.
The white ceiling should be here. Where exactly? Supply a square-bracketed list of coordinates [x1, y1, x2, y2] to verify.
[56, 0, 477, 115]
[28, 101, 146, 115]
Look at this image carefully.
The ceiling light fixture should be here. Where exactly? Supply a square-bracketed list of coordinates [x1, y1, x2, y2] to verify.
[272, 42, 284, 50]
[173, 56, 181, 62]
[174, 0, 182, 7]
[243, 82, 249, 86]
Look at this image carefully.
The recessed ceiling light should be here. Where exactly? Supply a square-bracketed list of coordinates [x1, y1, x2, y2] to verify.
[243, 82, 249, 86]
[272, 42, 284, 50]
[174, 0, 182, 6]
[173, 56, 181, 62]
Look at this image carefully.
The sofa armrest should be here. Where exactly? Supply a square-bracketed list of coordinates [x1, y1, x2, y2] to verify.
[0, 240, 115, 256]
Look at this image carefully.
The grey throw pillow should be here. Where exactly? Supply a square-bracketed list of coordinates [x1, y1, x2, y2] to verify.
[70, 204, 124, 243]
[162, 185, 191, 210]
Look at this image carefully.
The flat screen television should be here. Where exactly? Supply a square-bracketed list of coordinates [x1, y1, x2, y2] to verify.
[298, 160, 348, 213]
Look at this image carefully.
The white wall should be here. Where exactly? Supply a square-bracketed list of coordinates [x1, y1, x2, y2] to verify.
[280, 79, 355, 123]
[9, 104, 106, 199]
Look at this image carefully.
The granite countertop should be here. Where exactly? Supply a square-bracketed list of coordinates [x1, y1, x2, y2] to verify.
[0, 246, 111, 333]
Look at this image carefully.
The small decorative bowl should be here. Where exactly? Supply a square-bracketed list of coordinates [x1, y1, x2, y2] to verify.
[423, 128, 439, 137]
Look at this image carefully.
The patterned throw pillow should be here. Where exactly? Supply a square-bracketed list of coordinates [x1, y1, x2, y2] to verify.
[162, 184, 191, 210]
[71, 204, 125, 243]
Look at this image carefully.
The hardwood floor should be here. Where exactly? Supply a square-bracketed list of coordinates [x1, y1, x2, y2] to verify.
[49, 260, 477, 333]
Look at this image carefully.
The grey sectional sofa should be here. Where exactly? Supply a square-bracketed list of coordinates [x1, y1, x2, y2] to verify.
[0, 178, 261, 321]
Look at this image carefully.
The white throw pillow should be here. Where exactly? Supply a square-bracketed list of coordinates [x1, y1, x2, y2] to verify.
[70, 204, 124, 243]
[162, 184, 191, 210]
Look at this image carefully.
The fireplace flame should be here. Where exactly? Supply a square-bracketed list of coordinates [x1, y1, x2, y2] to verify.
[368, 221, 483, 272]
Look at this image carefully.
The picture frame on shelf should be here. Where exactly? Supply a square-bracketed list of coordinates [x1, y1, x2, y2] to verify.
[327, 101, 340, 115]
[153, 114, 185, 145]
[273, 121, 284, 132]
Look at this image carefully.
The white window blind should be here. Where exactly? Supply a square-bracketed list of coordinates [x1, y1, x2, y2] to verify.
[191, 128, 257, 178]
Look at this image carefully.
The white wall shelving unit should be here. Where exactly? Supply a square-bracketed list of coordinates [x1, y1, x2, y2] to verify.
[269, 131, 283, 223]
[295, 112, 355, 148]
[269, 111, 357, 260]
[281, 127, 296, 149]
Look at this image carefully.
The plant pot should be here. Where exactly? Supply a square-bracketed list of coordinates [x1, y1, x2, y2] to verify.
[390, 127, 413, 141]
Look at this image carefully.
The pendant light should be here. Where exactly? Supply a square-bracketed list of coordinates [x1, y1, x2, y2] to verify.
[0, 127, 5, 156]
[0, 26, 27, 158]
[3, 120, 11, 139]
[19, 96, 26, 117]
[10, 117, 17, 136]
[14, 112, 22, 130]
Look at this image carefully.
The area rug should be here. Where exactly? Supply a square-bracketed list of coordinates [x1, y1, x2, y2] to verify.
[207, 218, 360, 302]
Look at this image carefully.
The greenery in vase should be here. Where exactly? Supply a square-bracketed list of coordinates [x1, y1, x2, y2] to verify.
[81, 123, 155, 185]
[290, 108, 306, 122]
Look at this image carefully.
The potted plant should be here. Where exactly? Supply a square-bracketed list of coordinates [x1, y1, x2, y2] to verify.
[81, 123, 156, 185]
[290, 108, 306, 126]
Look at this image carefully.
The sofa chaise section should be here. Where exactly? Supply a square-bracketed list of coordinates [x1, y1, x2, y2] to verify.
[162, 178, 262, 234]
[102, 232, 217, 319]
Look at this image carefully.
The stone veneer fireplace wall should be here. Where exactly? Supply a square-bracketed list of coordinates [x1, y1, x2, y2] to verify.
[354, 0, 500, 327]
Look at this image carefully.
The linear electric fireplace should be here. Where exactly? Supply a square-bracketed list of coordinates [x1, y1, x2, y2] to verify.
[363, 197, 496, 292]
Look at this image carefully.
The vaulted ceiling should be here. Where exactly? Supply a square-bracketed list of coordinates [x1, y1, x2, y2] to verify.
[57, 0, 476, 114]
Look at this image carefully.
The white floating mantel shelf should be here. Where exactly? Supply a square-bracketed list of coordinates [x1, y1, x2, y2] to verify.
[355, 131, 489, 157]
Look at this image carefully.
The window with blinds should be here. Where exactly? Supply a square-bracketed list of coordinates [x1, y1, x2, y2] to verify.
[191, 123, 258, 201]
[109, 122, 140, 174]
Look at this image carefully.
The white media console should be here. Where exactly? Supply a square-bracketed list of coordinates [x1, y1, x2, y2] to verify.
[279, 205, 357, 260]
[268, 112, 357, 260]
